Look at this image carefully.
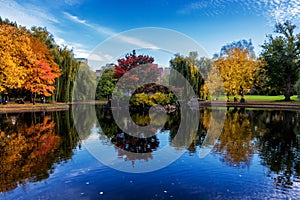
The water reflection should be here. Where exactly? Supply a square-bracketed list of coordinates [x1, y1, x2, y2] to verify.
[256, 110, 300, 191]
[0, 111, 79, 193]
[96, 106, 160, 166]
[0, 106, 299, 195]
[96, 105, 299, 188]
[213, 108, 256, 168]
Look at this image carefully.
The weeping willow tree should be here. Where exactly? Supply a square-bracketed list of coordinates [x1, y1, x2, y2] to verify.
[73, 62, 97, 101]
[169, 52, 204, 98]
[53, 47, 80, 102]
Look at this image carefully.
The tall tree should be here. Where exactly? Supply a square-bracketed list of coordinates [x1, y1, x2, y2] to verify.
[219, 39, 255, 57]
[73, 62, 97, 101]
[24, 35, 61, 104]
[0, 24, 32, 93]
[114, 50, 158, 94]
[96, 66, 117, 100]
[31, 26, 80, 103]
[169, 52, 204, 97]
[115, 50, 155, 79]
[215, 47, 262, 101]
[0, 23, 61, 103]
[261, 21, 300, 101]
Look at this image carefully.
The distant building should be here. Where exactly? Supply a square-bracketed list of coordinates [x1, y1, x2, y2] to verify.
[105, 63, 114, 68]
[158, 67, 164, 77]
[95, 69, 102, 77]
[95, 63, 115, 77]
[75, 58, 88, 64]
[164, 67, 170, 76]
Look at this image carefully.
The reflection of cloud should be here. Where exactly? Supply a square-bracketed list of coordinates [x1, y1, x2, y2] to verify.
[178, 0, 300, 24]
[63, 12, 159, 49]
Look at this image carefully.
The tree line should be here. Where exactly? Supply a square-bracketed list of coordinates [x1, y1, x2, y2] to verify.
[97, 21, 300, 102]
[0, 18, 95, 104]
[1, 17, 299, 103]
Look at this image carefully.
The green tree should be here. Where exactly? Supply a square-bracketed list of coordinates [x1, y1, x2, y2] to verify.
[169, 52, 204, 97]
[294, 76, 300, 99]
[96, 66, 117, 100]
[261, 21, 300, 101]
[73, 62, 97, 101]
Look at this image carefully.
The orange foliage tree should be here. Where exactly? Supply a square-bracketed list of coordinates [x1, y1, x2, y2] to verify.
[0, 23, 61, 103]
[24, 36, 61, 104]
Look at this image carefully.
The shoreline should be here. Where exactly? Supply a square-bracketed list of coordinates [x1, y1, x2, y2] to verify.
[0, 100, 299, 113]
[0, 103, 70, 113]
[198, 101, 300, 110]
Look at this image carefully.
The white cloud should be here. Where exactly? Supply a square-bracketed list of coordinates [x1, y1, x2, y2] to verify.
[63, 12, 159, 49]
[0, 0, 58, 29]
[63, 11, 87, 24]
[178, 0, 300, 24]
[88, 53, 114, 62]
[64, 0, 83, 6]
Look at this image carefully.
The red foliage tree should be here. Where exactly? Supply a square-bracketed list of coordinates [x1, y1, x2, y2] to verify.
[114, 50, 155, 79]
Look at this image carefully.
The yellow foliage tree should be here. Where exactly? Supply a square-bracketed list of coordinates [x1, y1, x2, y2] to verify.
[0, 24, 33, 93]
[0, 24, 61, 102]
[215, 48, 262, 101]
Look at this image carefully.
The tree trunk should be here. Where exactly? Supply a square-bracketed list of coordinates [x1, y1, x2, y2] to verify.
[32, 92, 36, 105]
[284, 76, 291, 101]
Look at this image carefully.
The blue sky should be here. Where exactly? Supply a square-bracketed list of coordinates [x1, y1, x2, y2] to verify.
[0, 0, 300, 68]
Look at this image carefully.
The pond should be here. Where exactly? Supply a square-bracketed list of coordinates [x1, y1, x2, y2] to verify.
[0, 105, 299, 199]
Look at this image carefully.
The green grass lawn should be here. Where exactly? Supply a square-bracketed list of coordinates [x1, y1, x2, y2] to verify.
[210, 95, 299, 102]
[244, 95, 298, 101]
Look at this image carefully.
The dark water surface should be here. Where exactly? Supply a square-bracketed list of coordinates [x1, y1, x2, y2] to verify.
[0, 105, 299, 199]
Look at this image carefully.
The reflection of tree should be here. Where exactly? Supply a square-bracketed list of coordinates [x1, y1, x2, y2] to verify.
[0, 115, 60, 192]
[166, 107, 199, 149]
[257, 111, 300, 190]
[96, 105, 160, 164]
[72, 104, 97, 140]
[51, 109, 81, 161]
[112, 133, 159, 167]
[0, 111, 80, 193]
[213, 108, 256, 168]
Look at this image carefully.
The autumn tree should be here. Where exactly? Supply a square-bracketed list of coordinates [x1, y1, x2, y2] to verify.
[197, 57, 224, 99]
[115, 50, 155, 79]
[215, 47, 262, 101]
[0, 23, 61, 103]
[31, 27, 80, 103]
[114, 50, 159, 97]
[24, 35, 61, 104]
[261, 21, 300, 101]
[0, 24, 31, 93]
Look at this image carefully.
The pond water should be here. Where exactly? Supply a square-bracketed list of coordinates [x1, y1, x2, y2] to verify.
[0, 105, 299, 199]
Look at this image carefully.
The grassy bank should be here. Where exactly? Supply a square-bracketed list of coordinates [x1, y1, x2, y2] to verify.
[211, 95, 299, 102]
